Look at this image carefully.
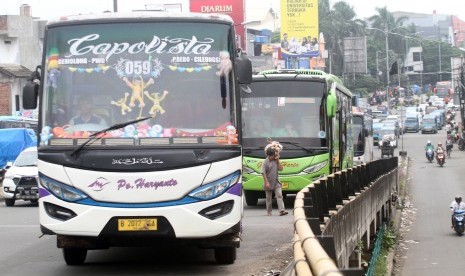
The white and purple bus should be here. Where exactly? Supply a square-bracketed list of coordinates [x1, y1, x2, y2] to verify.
[23, 12, 252, 265]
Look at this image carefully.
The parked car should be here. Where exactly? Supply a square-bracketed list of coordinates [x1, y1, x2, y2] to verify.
[1, 147, 39, 206]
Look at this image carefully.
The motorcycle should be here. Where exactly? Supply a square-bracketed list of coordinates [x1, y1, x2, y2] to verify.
[437, 151, 445, 167]
[453, 210, 465, 235]
[426, 148, 434, 162]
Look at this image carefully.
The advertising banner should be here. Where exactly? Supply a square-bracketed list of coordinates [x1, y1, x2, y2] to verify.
[279, 0, 319, 60]
[190, 0, 245, 49]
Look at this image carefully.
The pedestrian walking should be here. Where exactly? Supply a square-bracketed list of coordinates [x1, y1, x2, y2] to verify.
[261, 146, 288, 216]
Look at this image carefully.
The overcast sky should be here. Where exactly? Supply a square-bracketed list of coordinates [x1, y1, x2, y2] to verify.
[1, 0, 465, 22]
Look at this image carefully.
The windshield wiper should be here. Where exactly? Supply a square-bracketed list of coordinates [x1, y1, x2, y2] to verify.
[279, 141, 315, 153]
[70, 115, 154, 157]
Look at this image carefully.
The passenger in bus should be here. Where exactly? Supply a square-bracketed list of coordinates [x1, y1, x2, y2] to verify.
[251, 121, 271, 137]
[69, 97, 107, 126]
[272, 123, 298, 137]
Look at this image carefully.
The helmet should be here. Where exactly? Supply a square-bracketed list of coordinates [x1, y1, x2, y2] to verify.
[456, 196, 462, 203]
[438, 142, 443, 146]
[427, 140, 431, 144]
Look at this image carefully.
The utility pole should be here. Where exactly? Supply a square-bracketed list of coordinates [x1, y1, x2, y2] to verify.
[459, 56, 465, 126]
[113, 0, 118, 12]
[386, 29, 390, 112]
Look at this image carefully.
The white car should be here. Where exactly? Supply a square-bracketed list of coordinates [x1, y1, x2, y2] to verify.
[2, 147, 39, 206]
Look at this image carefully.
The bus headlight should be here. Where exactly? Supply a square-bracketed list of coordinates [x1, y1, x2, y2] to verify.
[189, 171, 241, 200]
[242, 166, 255, 174]
[39, 174, 88, 202]
[302, 161, 328, 174]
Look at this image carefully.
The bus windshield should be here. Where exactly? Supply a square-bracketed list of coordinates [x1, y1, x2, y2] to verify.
[241, 80, 325, 147]
[42, 22, 235, 145]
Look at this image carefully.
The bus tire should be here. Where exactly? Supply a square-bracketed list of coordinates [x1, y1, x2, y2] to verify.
[215, 247, 236, 264]
[4, 198, 15, 207]
[244, 191, 258, 206]
[63, 248, 87, 265]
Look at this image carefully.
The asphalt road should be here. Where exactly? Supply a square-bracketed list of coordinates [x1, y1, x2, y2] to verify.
[0, 193, 294, 276]
[393, 121, 465, 275]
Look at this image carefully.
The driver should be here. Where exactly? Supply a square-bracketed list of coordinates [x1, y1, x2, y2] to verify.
[69, 97, 107, 126]
[450, 195, 465, 228]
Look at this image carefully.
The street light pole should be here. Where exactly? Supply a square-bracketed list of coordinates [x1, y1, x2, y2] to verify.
[385, 28, 390, 112]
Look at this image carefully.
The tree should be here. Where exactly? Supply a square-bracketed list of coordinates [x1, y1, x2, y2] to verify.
[319, 0, 366, 77]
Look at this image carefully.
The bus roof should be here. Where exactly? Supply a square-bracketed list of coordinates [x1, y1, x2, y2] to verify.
[254, 69, 352, 97]
[47, 11, 234, 26]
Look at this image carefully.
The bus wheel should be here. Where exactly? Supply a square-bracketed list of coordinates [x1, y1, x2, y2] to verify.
[4, 198, 15, 207]
[215, 247, 236, 264]
[244, 191, 258, 206]
[63, 248, 87, 265]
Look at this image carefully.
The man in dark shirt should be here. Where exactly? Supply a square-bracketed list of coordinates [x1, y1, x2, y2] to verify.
[69, 97, 106, 126]
[261, 147, 288, 216]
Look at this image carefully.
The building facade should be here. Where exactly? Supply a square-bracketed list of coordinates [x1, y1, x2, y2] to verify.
[0, 4, 45, 116]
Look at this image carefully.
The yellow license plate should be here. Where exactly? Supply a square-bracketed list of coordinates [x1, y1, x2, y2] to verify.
[118, 219, 157, 231]
[281, 182, 289, 189]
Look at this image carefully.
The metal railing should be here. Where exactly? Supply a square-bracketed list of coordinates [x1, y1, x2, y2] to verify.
[290, 157, 398, 275]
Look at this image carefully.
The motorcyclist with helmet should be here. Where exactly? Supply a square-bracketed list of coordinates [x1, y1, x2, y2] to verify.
[424, 140, 434, 159]
[450, 195, 465, 228]
[436, 142, 446, 164]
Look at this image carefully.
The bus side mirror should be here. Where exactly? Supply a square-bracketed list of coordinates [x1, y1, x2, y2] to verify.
[326, 82, 337, 118]
[23, 66, 41, 109]
[23, 83, 39, 109]
[235, 51, 252, 85]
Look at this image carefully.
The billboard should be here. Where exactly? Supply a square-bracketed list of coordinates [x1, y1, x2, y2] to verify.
[190, 0, 245, 49]
[279, 0, 318, 55]
[343, 36, 367, 75]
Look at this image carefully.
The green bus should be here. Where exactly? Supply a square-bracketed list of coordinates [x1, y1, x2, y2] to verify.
[241, 69, 353, 206]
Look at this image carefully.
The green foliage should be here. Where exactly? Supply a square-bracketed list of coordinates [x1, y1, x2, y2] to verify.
[271, 31, 281, 43]
[383, 226, 397, 250]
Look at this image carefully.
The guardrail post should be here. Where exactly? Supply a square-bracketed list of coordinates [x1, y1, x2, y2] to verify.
[306, 218, 322, 235]
[309, 186, 321, 220]
[352, 166, 361, 193]
[319, 178, 329, 216]
[340, 170, 349, 200]
[333, 172, 343, 205]
[346, 168, 355, 196]
[313, 182, 325, 222]
[326, 175, 337, 210]
[360, 163, 369, 188]
[303, 191, 313, 206]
